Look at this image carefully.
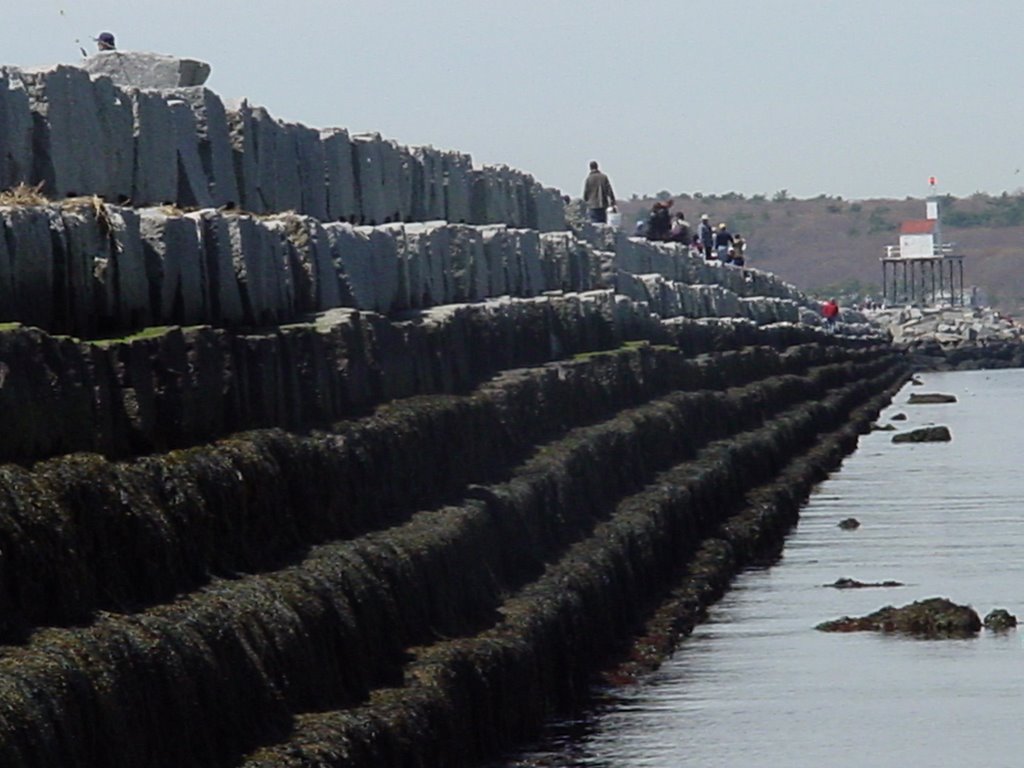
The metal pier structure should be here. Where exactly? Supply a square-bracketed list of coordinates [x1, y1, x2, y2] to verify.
[881, 245, 966, 306]
[880, 192, 966, 306]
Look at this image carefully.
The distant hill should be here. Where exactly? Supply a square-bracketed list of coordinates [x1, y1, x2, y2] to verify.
[617, 193, 1024, 315]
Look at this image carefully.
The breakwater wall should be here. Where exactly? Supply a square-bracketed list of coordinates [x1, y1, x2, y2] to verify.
[0, 200, 814, 338]
[0, 326, 908, 767]
[0, 54, 904, 768]
[0, 62, 563, 228]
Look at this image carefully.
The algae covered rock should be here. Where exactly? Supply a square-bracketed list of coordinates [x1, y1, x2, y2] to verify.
[983, 608, 1018, 631]
[907, 392, 957, 404]
[816, 597, 981, 638]
[826, 577, 903, 589]
[892, 426, 952, 443]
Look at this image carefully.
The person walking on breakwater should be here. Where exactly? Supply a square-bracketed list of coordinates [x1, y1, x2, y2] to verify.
[698, 214, 714, 259]
[95, 32, 116, 51]
[583, 161, 616, 224]
[822, 298, 840, 333]
[731, 233, 746, 267]
[713, 222, 734, 263]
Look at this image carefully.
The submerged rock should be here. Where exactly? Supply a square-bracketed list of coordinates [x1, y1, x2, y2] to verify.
[816, 597, 981, 638]
[892, 426, 952, 443]
[907, 392, 957, 404]
[837, 518, 860, 530]
[827, 577, 903, 589]
[983, 608, 1018, 631]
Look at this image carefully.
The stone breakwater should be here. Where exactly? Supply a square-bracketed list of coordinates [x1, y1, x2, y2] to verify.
[0, 325, 908, 768]
[866, 305, 1024, 370]
[0, 53, 906, 768]
[0, 201, 826, 339]
[0, 60, 563, 228]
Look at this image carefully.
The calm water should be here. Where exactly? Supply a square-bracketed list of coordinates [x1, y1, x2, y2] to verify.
[505, 367, 1024, 768]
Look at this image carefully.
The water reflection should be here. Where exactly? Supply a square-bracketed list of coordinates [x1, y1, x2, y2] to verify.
[504, 369, 1024, 768]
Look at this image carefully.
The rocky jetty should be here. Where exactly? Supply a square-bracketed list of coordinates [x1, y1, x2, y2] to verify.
[816, 597, 981, 638]
[870, 305, 1024, 345]
[866, 305, 1024, 370]
[0, 51, 912, 768]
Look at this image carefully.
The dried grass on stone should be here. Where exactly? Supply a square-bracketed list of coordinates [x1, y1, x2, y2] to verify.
[0, 182, 49, 206]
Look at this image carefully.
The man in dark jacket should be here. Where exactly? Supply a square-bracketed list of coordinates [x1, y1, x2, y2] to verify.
[645, 200, 672, 241]
[582, 161, 616, 224]
[714, 223, 734, 262]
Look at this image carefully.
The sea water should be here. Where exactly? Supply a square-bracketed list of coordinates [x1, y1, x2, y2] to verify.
[502, 367, 1024, 768]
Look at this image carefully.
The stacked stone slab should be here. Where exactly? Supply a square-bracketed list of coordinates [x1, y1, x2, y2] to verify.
[1, 56, 567, 232]
[321, 128, 360, 223]
[866, 305, 1023, 345]
[139, 208, 207, 325]
[13, 65, 133, 201]
[0, 201, 844, 339]
[411, 146, 447, 221]
[163, 87, 239, 207]
[400, 221, 451, 308]
[0, 68, 34, 190]
[80, 51, 211, 89]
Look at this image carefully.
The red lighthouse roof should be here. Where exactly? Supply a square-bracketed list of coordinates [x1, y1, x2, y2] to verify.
[900, 219, 936, 235]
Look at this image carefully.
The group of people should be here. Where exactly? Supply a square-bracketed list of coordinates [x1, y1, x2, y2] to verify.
[639, 203, 747, 266]
[582, 161, 747, 267]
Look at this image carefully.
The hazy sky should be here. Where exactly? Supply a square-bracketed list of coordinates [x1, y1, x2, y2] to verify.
[4, 1, 1023, 201]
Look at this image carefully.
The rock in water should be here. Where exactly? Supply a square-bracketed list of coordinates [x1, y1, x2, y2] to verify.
[983, 608, 1018, 631]
[837, 518, 860, 530]
[892, 426, 952, 443]
[816, 597, 981, 638]
[827, 577, 904, 589]
[907, 392, 957, 404]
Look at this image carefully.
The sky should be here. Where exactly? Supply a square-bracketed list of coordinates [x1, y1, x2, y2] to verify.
[4, 0, 1024, 202]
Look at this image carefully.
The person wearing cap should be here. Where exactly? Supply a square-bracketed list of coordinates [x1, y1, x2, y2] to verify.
[714, 222, 734, 263]
[582, 161, 616, 224]
[95, 32, 116, 51]
[698, 214, 714, 259]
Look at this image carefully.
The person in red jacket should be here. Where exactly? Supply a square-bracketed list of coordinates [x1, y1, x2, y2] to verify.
[821, 298, 839, 332]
